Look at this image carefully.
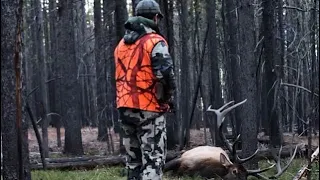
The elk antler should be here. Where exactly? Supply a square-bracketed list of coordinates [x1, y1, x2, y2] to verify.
[207, 99, 259, 163]
[207, 99, 247, 127]
[248, 145, 298, 179]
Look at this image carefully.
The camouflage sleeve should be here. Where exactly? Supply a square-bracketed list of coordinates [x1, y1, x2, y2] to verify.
[151, 40, 176, 100]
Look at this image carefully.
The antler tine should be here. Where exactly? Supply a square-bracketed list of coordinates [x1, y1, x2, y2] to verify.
[207, 100, 235, 112]
[210, 99, 247, 159]
[249, 171, 272, 180]
[219, 99, 247, 116]
[271, 145, 298, 178]
[207, 99, 247, 127]
[248, 145, 299, 179]
[230, 133, 260, 164]
[237, 148, 260, 164]
[247, 163, 276, 176]
[206, 102, 232, 126]
[273, 145, 283, 173]
[232, 134, 241, 162]
[230, 134, 260, 164]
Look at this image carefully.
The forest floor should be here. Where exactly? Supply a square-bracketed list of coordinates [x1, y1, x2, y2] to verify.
[26, 127, 319, 180]
[28, 127, 319, 156]
[31, 159, 320, 180]
[28, 127, 211, 156]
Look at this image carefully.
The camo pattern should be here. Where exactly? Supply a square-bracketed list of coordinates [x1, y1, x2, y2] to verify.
[119, 108, 167, 180]
[151, 41, 176, 104]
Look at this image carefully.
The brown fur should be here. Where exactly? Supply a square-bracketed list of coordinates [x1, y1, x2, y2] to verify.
[164, 146, 248, 179]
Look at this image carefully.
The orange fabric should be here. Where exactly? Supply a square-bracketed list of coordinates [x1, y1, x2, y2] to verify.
[114, 33, 169, 112]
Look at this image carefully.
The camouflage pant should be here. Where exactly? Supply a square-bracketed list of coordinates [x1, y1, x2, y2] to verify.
[119, 108, 167, 180]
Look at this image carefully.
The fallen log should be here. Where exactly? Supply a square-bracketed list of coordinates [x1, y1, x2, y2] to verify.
[31, 156, 126, 170]
[26, 102, 47, 169]
[29, 145, 306, 171]
[44, 156, 111, 164]
[292, 146, 319, 180]
[242, 144, 306, 160]
[30, 151, 182, 170]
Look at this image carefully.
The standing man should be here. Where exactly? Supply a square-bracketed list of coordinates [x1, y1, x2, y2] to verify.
[113, 0, 176, 180]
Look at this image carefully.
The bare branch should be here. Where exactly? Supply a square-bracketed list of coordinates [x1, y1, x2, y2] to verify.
[254, 36, 264, 53]
[46, 113, 62, 117]
[275, 65, 298, 73]
[283, 5, 319, 12]
[280, 82, 319, 97]
[27, 77, 62, 98]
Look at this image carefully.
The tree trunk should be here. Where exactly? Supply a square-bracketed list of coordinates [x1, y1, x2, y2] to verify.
[57, 0, 84, 156]
[104, 0, 117, 153]
[131, 0, 139, 15]
[48, 0, 61, 147]
[114, 0, 128, 151]
[206, 0, 223, 147]
[262, 0, 283, 146]
[224, 0, 241, 136]
[115, 0, 128, 43]
[237, 0, 258, 168]
[34, 0, 50, 158]
[1, 0, 31, 178]
[277, 0, 286, 132]
[157, 0, 179, 150]
[178, 0, 191, 149]
[74, 0, 88, 127]
[29, 0, 42, 123]
[307, 1, 317, 179]
[95, 0, 108, 142]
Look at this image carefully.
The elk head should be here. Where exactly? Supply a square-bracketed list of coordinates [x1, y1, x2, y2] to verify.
[207, 99, 298, 180]
[218, 153, 248, 180]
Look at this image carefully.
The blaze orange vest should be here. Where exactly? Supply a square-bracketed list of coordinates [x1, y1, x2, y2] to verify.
[114, 33, 169, 112]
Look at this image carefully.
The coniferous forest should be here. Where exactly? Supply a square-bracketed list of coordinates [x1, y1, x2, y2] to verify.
[1, 0, 319, 179]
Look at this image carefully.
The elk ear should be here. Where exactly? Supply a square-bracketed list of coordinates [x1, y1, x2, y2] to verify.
[220, 153, 232, 167]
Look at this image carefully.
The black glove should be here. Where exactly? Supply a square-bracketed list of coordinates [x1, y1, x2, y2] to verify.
[166, 95, 176, 113]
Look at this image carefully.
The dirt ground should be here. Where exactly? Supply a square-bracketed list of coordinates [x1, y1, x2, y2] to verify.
[28, 127, 121, 156]
[28, 127, 208, 156]
[28, 127, 319, 156]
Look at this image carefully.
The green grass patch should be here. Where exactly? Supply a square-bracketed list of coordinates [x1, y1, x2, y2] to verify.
[32, 167, 125, 180]
[250, 159, 319, 180]
[32, 159, 319, 180]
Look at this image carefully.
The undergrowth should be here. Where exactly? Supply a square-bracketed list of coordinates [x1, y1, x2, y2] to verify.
[31, 159, 319, 180]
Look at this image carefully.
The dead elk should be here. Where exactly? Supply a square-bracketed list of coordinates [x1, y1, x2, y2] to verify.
[164, 100, 298, 180]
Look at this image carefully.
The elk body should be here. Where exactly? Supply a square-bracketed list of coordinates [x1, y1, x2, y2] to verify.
[164, 146, 248, 179]
[164, 100, 297, 180]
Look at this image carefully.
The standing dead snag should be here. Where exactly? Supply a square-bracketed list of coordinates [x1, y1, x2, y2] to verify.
[14, 0, 26, 178]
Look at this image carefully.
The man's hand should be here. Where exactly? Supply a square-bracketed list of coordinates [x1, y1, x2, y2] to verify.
[167, 95, 176, 113]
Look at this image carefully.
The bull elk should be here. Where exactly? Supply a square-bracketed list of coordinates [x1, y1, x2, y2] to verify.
[164, 99, 298, 179]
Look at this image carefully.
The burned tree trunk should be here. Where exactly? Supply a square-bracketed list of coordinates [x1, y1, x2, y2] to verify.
[48, 0, 61, 147]
[206, 0, 223, 146]
[34, 0, 50, 158]
[237, 0, 258, 168]
[262, 0, 283, 146]
[1, 0, 31, 178]
[57, 0, 84, 156]
[95, 0, 108, 142]
[115, 0, 128, 43]
[178, 0, 192, 149]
